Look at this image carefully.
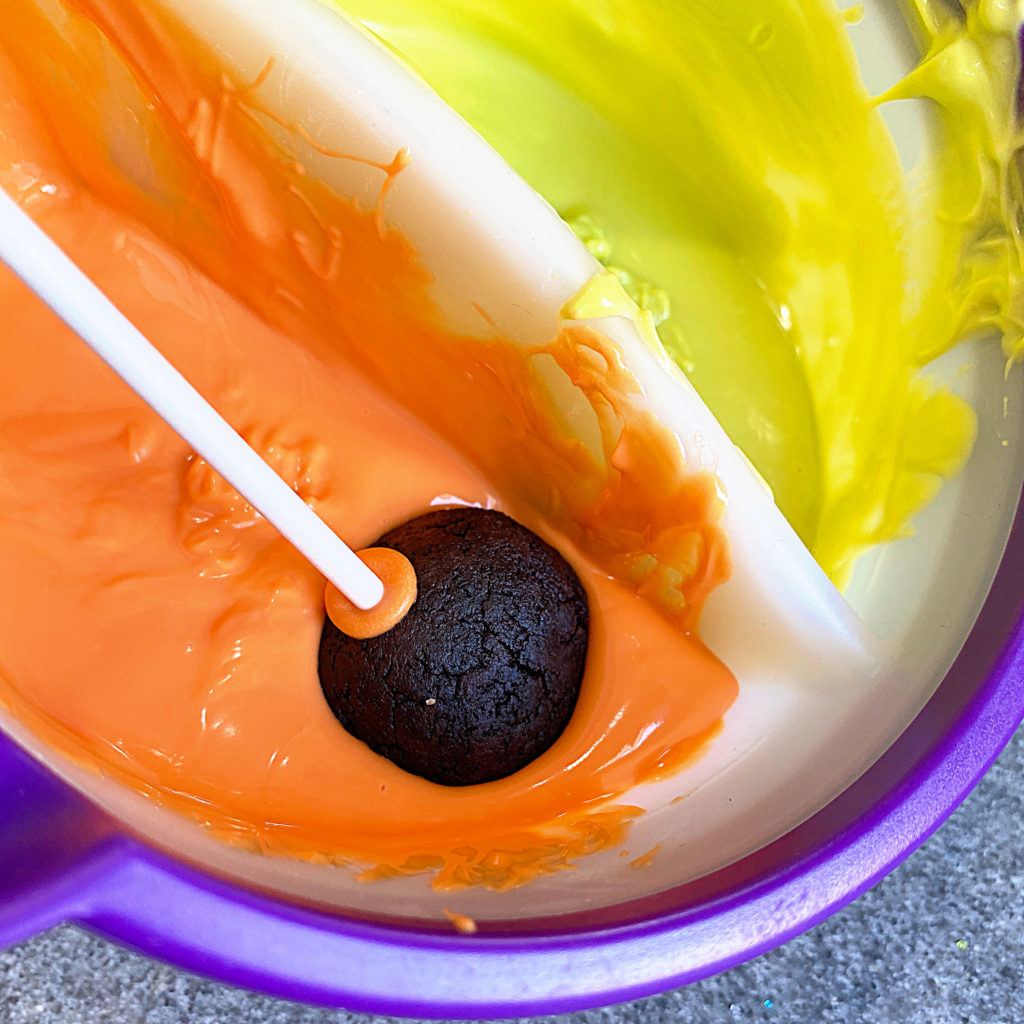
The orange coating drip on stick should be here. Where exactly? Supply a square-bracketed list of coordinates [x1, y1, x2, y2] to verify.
[326, 547, 417, 639]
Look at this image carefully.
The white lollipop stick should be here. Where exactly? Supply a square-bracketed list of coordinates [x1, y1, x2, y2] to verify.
[0, 188, 384, 610]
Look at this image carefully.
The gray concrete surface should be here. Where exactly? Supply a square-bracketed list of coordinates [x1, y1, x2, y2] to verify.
[2, 725, 1023, 1024]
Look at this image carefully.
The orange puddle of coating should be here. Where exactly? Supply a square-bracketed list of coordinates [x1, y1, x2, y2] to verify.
[0, 0, 737, 890]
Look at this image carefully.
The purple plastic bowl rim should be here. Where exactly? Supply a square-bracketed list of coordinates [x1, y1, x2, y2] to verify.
[6, 463, 1011, 1018]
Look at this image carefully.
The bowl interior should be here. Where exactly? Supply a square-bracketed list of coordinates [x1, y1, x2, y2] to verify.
[0, 0, 1022, 925]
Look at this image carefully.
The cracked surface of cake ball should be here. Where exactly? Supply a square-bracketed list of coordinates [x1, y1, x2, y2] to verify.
[318, 508, 589, 786]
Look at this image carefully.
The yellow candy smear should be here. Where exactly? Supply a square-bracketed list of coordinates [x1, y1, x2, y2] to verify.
[890, 0, 1024, 366]
[338, 0, 1023, 585]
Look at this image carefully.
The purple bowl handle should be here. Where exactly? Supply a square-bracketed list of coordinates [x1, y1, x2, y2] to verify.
[0, 739, 117, 949]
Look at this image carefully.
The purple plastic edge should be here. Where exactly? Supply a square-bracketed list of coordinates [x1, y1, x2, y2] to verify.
[0, 464, 1012, 1018]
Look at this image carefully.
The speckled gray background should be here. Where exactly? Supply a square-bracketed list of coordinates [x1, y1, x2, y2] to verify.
[2, 726, 1023, 1024]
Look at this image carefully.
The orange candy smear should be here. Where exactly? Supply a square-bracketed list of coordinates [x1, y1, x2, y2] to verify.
[326, 547, 418, 639]
[0, 0, 737, 891]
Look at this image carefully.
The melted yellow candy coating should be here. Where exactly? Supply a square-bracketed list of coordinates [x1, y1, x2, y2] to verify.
[337, 0, 1023, 584]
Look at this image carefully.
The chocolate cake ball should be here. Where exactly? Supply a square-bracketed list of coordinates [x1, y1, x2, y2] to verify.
[318, 508, 589, 786]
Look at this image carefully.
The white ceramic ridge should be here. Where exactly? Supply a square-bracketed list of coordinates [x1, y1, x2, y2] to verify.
[158, 0, 879, 685]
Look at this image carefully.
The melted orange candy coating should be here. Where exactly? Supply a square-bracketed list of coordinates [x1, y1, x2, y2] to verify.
[325, 548, 418, 640]
[0, 0, 736, 890]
